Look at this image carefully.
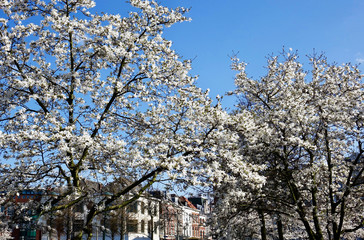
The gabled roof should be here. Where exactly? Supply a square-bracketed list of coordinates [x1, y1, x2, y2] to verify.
[179, 196, 197, 209]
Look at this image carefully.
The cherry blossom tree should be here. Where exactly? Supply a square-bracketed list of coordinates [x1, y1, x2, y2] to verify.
[213, 50, 363, 240]
[0, 0, 265, 239]
[0, 229, 12, 240]
[0, 219, 12, 240]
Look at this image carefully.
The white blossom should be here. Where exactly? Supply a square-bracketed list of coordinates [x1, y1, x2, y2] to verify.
[213, 51, 364, 239]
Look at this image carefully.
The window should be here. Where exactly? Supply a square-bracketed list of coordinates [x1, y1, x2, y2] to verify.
[128, 202, 138, 213]
[154, 222, 158, 232]
[141, 220, 145, 233]
[148, 221, 158, 234]
[74, 204, 84, 213]
[154, 204, 158, 215]
[141, 202, 145, 214]
[74, 219, 84, 232]
[127, 220, 138, 233]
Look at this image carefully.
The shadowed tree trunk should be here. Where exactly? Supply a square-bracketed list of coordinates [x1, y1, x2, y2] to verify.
[258, 209, 267, 240]
[277, 214, 284, 240]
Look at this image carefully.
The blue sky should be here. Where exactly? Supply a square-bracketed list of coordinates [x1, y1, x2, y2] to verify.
[75, 0, 364, 108]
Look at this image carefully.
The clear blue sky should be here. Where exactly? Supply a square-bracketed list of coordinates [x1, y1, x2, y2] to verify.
[93, 0, 364, 108]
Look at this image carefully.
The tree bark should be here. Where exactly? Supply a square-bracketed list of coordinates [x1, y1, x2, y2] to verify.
[258, 209, 267, 240]
[277, 214, 284, 240]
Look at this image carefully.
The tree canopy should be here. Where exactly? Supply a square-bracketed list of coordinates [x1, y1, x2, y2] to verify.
[0, 0, 265, 239]
[2, 1, 362, 239]
[213, 51, 363, 240]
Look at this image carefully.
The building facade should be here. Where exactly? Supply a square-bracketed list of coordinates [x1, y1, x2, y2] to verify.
[1, 190, 211, 240]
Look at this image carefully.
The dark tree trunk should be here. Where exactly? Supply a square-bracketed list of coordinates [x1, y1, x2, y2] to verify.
[277, 214, 284, 240]
[258, 209, 267, 240]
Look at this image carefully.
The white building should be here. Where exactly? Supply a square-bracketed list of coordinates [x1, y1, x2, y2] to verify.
[122, 197, 160, 240]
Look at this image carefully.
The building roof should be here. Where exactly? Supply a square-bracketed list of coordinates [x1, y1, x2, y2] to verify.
[179, 196, 197, 210]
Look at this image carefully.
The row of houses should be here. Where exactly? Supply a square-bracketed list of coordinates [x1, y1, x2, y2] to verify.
[0, 190, 212, 240]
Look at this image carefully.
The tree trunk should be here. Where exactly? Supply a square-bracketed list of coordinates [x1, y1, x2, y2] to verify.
[66, 208, 74, 240]
[277, 214, 284, 240]
[258, 209, 267, 240]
